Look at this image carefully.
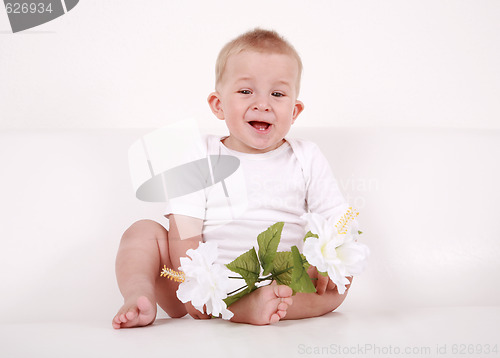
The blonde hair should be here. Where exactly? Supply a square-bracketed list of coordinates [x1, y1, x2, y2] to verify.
[215, 28, 302, 92]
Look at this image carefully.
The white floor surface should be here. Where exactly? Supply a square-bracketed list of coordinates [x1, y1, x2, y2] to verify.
[1, 306, 499, 358]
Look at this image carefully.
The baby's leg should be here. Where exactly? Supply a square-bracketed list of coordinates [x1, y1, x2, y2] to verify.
[112, 220, 186, 329]
[229, 283, 293, 325]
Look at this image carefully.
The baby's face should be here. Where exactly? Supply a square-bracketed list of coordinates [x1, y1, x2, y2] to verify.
[209, 50, 304, 154]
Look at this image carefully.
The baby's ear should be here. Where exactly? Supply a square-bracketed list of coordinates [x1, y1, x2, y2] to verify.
[207, 92, 225, 120]
[292, 100, 305, 123]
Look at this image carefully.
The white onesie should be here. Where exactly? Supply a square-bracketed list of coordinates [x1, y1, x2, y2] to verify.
[165, 134, 348, 266]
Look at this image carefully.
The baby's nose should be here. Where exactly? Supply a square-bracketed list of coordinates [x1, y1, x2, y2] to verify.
[252, 101, 270, 112]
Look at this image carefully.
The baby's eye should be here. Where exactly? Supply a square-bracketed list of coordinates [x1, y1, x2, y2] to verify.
[271, 92, 285, 97]
[238, 90, 252, 95]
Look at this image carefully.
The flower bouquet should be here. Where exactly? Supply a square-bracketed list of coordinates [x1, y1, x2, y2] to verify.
[161, 207, 369, 320]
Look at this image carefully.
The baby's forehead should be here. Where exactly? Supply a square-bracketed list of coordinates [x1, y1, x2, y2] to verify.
[228, 49, 299, 67]
[224, 51, 300, 79]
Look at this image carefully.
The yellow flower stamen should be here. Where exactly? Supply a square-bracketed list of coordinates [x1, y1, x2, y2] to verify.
[335, 207, 359, 234]
[160, 265, 185, 283]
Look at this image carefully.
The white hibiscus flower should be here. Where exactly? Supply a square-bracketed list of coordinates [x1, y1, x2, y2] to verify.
[302, 209, 369, 295]
[176, 241, 234, 320]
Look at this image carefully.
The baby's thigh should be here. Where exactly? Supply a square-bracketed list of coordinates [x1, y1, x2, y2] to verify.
[123, 219, 170, 261]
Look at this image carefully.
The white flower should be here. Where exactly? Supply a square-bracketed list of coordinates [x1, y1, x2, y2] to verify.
[176, 241, 234, 320]
[302, 211, 369, 295]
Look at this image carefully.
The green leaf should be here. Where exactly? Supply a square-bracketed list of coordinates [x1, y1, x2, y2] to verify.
[290, 246, 316, 294]
[300, 253, 311, 272]
[226, 247, 260, 288]
[358, 230, 363, 235]
[303, 230, 319, 242]
[271, 251, 293, 286]
[224, 286, 257, 307]
[257, 222, 284, 275]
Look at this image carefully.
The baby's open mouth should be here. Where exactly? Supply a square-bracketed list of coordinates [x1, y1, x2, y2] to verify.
[249, 121, 271, 131]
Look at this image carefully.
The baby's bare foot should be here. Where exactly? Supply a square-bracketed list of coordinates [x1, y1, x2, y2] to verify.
[112, 296, 157, 329]
[229, 283, 293, 325]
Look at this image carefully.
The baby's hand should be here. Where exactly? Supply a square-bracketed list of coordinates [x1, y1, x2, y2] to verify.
[184, 302, 211, 319]
[307, 266, 336, 295]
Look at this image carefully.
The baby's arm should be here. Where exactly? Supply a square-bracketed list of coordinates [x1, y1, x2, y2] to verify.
[166, 214, 203, 264]
[166, 214, 210, 319]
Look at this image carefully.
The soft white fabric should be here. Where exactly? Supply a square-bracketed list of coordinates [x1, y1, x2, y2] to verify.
[165, 135, 348, 265]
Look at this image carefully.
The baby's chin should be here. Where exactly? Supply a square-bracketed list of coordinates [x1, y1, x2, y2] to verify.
[248, 139, 286, 153]
[223, 133, 286, 154]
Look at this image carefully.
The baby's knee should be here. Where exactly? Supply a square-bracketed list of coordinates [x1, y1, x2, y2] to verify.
[122, 219, 168, 241]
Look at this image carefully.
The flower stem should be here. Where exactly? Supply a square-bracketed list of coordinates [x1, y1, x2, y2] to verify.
[227, 284, 248, 296]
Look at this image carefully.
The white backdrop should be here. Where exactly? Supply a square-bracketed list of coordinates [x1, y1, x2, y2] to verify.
[1, 0, 499, 130]
[1, 4, 500, 355]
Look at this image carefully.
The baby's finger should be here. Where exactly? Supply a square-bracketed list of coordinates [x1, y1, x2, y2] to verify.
[327, 279, 336, 291]
[316, 273, 329, 295]
[190, 310, 211, 319]
[200, 305, 212, 319]
[185, 302, 210, 319]
[307, 265, 318, 280]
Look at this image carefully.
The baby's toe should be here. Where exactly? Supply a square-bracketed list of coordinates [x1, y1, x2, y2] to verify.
[269, 313, 280, 324]
[277, 302, 288, 311]
[112, 316, 122, 329]
[125, 309, 138, 321]
[277, 309, 287, 319]
[274, 284, 293, 299]
[276, 302, 289, 319]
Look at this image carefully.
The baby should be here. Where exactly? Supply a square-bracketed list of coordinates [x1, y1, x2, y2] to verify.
[113, 28, 352, 328]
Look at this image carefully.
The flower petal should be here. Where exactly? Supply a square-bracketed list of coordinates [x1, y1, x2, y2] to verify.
[302, 210, 368, 295]
[176, 242, 234, 320]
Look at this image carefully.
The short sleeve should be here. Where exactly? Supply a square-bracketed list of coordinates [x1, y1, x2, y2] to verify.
[163, 134, 213, 220]
[303, 142, 349, 220]
[164, 189, 206, 220]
